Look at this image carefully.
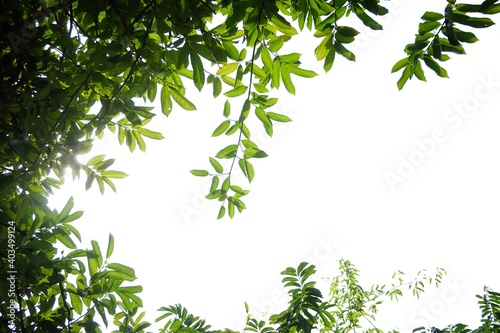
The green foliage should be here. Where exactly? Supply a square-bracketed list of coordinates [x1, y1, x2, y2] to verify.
[393, 0, 499, 90]
[0, 201, 148, 332]
[0, 0, 499, 331]
[412, 287, 500, 333]
[1, 0, 497, 219]
[270, 263, 326, 333]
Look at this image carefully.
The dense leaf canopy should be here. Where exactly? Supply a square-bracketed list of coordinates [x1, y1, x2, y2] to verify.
[0, 0, 499, 332]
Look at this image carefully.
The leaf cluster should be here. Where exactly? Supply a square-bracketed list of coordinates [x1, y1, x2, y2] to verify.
[0, 197, 149, 332]
[392, 0, 499, 89]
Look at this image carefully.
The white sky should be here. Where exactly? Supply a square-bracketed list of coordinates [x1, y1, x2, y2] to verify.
[50, 1, 500, 332]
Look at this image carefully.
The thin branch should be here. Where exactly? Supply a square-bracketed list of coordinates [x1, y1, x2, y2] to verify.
[228, 0, 268, 175]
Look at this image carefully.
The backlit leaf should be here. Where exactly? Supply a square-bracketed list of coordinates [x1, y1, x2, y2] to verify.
[216, 144, 238, 159]
[209, 157, 224, 173]
[190, 169, 209, 177]
[170, 87, 197, 110]
[224, 86, 247, 97]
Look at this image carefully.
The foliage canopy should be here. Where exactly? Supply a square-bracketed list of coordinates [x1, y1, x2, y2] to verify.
[0, 0, 499, 332]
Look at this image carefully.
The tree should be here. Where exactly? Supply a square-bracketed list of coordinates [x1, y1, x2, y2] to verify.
[1, 0, 499, 332]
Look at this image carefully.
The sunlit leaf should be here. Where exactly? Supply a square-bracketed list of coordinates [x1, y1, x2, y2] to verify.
[161, 85, 173, 117]
[212, 120, 231, 137]
[224, 86, 248, 97]
[216, 144, 238, 159]
[101, 171, 128, 179]
[170, 87, 197, 110]
[106, 233, 114, 259]
[190, 169, 209, 177]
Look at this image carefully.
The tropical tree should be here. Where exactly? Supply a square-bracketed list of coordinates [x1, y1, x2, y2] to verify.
[1, 0, 499, 332]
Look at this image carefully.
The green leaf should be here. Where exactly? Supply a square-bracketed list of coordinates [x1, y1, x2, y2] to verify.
[280, 53, 301, 64]
[217, 206, 226, 219]
[336, 26, 360, 37]
[137, 128, 165, 140]
[455, 3, 482, 12]
[228, 196, 246, 210]
[334, 42, 356, 61]
[59, 196, 74, 221]
[452, 13, 495, 28]
[419, 21, 441, 34]
[453, 29, 479, 43]
[391, 58, 409, 73]
[216, 144, 238, 159]
[439, 39, 465, 54]
[206, 189, 224, 199]
[228, 201, 235, 218]
[209, 157, 224, 173]
[217, 63, 239, 76]
[210, 176, 220, 192]
[170, 87, 197, 110]
[423, 55, 449, 78]
[315, 33, 333, 61]
[240, 98, 251, 121]
[55, 228, 77, 249]
[107, 263, 136, 280]
[287, 65, 317, 78]
[106, 233, 114, 259]
[91, 240, 103, 267]
[133, 131, 146, 152]
[353, 6, 383, 30]
[190, 169, 209, 177]
[230, 185, 249, 195]
[190, 52, 204, 91]
[225, 123, 240, 136]
[87, 251, 98, 276]
[212, 120, 231, 137]
[324, 48, 336, 72]
[484, 4, 500, 14]
[270, 14, 298, 35]
[220, 37, 239, 57]
[161, 86, 173, 117]
[267, 112, 292, 122]
[63, 210, 84, 223]
[414, 60, 427, 82]
[254, 83, 269, 93]
[118, 126, 125, 145]
[281, 65, 296, 94]
[255, 108, 272, 128]
[244, 148, 268, 159]
[221, 177, 230, 192]
[70, 292, 83, 315]
[101, 170, 128, 179]
[406, 41, 428, 52]
[87, 155, 105, 167]
[431, 38, 442, 60]
[213, 77, 222, 98]
[133, 322, 151, 332]
[224, 86, 248, 97]
[261, 47, 273, 71]
[239, 159, 255, 182]
[272, 60, 281, 88]
[116, 286, 143, 293]
[421, 11, 444, 21]
[397, 65, 412, 90]
[456, 1, 499, 13]
[223, 100, 231, 117]
[242, 139, 258, 149]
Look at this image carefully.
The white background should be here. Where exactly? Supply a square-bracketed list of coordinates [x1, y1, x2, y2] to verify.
[50, 1, 500, 331]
